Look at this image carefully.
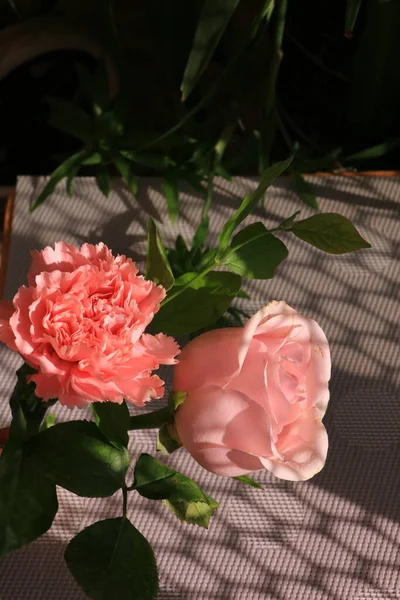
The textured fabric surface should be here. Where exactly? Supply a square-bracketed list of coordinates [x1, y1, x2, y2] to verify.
[0, 175, 399, 600]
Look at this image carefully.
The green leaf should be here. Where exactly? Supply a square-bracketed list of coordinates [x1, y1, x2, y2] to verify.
[151, 271, 242, 335]
[192, 214, 209, 250]
[291, 213, 371, 254]
[92, 401, 130, 449]
[233, 475, 263, 489]
[278, 210, 301, 231]
[47, 97, 95, 143]
[156, 422, 181, 455]
[346, 0, 400, 139]
[222, 222, 288, 279]
[65, 517, 158, 600]
[261, 0, 275, 21]
[294, 172, 319, 209]
[75, 61, 110, 115]
[295, 149, 341, 173]
[113, 156, 138, 195]
[163, 175, 180, 223]
[40, 413, 56, 432]
[123, 152, 170, 170]
[91, 60, 111, 115]
[2, 363, 56, 458]
[215, 164, 232, 180]
[0, 364, 58, 556]
[345, 0, 362, 37]
[96, 110, 123, 141]
[28, 421, 129, 497]
[342, 139, 400, 163]
[218, 156, 293, 248]
[95, 168, 111, 198]
[82, 152, 104, 166]
[180, 171, 206, 197]
[32, 150, 90, 210]
[0, 455, 58, 557]
[134, 454, 218, 528]
[175, 234, 188, 257]
[66, 164, 80, 196]
[145, 218, 175, 290]
[4, 364, 52, 448]
[164, 498, 218, 529]
[181, 0, 241, 100]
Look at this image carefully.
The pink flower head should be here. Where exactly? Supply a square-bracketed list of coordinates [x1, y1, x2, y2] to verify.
[173, 301, 330, 482]
[0, 242, 179, 408]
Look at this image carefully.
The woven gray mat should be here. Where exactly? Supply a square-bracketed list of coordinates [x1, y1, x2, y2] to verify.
[0, 175, 399, 600]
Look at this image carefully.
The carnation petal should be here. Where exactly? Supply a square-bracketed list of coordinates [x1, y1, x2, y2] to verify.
[29, 373, 62, 402]
[28, 242, 83, 284]
[10, 286, 37, 356]
[140, 333, 180, 365]
[0, 300, 17, 350]
[9, 242, 178, 409]
[121, 374, 165, 406]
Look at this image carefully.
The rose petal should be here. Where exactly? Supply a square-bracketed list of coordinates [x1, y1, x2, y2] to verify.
[175, 386, 273, 463]
[304, 318, 331, 415]
[260, 407, 329, 481]
[191, 446, 265, 477]
[173, 328, 244, 392]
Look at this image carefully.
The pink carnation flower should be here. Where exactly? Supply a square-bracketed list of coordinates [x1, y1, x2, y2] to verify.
[0, 242, 179, 408]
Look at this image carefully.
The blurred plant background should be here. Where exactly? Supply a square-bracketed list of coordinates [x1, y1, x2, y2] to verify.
[0, 0, 399, 215]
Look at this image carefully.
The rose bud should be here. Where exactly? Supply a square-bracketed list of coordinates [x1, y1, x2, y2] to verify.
[173, 302, 330, 481]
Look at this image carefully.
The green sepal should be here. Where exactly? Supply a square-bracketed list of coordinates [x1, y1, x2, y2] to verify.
[156, 422, 182, 455]
[233, 475, 263, 490]
[168, 391, 187, 414]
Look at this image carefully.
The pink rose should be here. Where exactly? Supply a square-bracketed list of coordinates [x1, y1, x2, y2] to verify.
[173, 302, 330, 481]
[0, 242, 179, 408]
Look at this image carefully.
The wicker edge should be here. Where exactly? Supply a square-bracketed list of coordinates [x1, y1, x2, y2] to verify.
[0, 190, 15, 300]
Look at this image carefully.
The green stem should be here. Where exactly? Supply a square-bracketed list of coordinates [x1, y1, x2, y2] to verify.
[202, 171, 214, 222]
[160, 260, 216, 307]
[259, 0, 288, 172]
[202, 124, 234, 222]
[128, 406, 170, 431]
